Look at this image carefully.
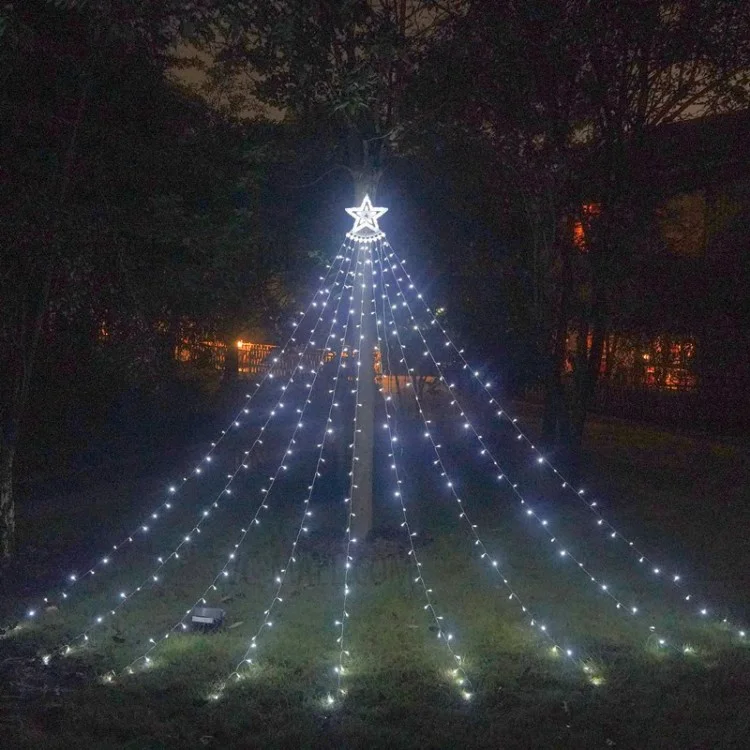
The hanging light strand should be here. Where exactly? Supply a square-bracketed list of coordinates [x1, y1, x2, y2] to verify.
[21, 246, 351, 625]
[378, 251, 678, 652]
[373, 243, 587, 671]
[212, 253, 359, 699]
[381, 240, 746, 642]
[119, 243, 359, 677]
[371, 251, 474, 699]
[59, 248, 357, 655]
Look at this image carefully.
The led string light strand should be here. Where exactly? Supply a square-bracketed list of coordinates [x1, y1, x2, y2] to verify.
[118, 247, 360, 677]
[378, 251, 679, 653]
[382, 240, 747, 642]
[210, 276, 358, 700]
[332, 244, 370, 704]
[20, 247, 350, 624]
[373, 243, 588, 674]
[58, 248, 357, 656]
[371, 259, 474, 700]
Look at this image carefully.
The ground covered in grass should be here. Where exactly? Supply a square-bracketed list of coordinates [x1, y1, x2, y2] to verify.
[1, 396, 749, 749]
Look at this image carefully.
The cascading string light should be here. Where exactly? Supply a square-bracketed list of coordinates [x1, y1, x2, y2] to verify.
[381, 240, 748, 643]
[20, 246, 352, 626]
[371, 257, 474, 700]
[372, 244, 591, 678]
[332, 243, 369, 705]
[59, 248, 358, 657]
[209, 266, 359, 700]
[379, 252, 680, 652]
[119, 245, 360, 678]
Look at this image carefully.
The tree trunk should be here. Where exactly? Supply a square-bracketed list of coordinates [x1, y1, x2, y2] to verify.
[346, 133, 384, 540]
[570, 322, 606, 447]
[541, 318, 569, 448]
[542, 239, 573, 449]
[354, 170, 382, 204]
[0, 441, 15, 560]
[0, 78, 89, 559]
[223, 338, 239, 380]
[351, 242, 376, 541]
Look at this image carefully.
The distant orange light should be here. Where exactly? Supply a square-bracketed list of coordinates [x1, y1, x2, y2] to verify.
[237, 340, 243, 348]
[573, 221, 586, 250]
[572, 203, 600, 252]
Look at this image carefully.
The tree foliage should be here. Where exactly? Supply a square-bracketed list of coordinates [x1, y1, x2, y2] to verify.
[199, 1, 464, 192]
[0, 0, 286, 557]
[414, 0, 750, 450]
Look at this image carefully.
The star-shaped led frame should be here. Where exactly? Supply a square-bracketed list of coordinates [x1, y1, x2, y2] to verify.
[345, 195, 388, 240]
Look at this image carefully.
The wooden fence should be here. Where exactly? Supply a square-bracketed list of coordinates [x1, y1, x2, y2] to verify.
[175, 341, 333, 380]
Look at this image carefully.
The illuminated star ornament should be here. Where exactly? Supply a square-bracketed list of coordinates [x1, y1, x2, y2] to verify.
[345, 195, 387, 241]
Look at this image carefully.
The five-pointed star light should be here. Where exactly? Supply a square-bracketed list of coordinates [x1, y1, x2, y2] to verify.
[345, 195, 388, 236]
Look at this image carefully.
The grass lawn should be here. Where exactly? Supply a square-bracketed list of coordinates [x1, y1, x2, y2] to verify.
[1, 398, 749, 749]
